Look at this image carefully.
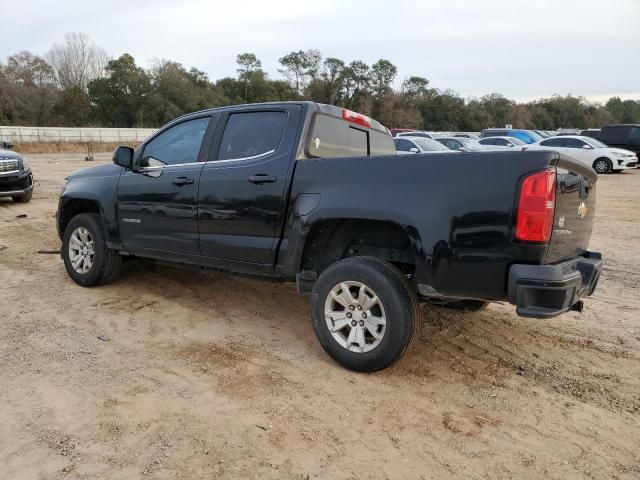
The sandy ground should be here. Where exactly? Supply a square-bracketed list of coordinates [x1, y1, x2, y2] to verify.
[1, 153, 639, 480]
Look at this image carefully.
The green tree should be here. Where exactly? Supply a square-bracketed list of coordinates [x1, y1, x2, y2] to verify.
[342, 60, 370, 109]
[401, 76, 429, 107]
[88, 54, 150, 127]
[236, 53, 262, 102]
[52, 85, 92, 125]
[278, 49, 322, 98]
[370, 59, 397, 99]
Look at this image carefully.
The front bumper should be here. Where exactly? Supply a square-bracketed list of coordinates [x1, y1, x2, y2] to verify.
[508, 251, 602, 319]
[0, 171, 33, 197]
[615, 157, 638, 169]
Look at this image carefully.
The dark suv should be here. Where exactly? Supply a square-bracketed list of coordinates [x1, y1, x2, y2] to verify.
[599, 124, 640, 157]
[0, 148, 33, 203]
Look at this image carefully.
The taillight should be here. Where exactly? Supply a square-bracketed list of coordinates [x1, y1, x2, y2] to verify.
[515, 169, 556, 243]
[342, 109, 371, 128]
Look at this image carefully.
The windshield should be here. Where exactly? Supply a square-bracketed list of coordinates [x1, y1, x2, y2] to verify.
[528, 131, 544, 142]
[584, 138, 608, 149]
[508, 137, 526, 146]
[415, 138, 450, 151]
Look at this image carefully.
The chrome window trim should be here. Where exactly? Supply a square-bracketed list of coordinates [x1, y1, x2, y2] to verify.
[136, 161, 204, 173]
[207, 149, 276, 164]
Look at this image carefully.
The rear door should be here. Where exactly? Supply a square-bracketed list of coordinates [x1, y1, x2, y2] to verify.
[197, 105, 302, 264]
[546, 155, 598, 263]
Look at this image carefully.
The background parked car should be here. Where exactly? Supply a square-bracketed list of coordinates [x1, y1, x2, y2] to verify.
[395, 131, 438, 139]
[436, 137, 488, 152]
[598, 124, 640, 157]
[0, 147, 34, 203]
[534, 130, 552, 138]
[525, 135, 638, 173]
[478, 136, 526, 149]
[580, 128, 601, 139]
[481, 129, 543, 144]
[390, 128, 415, 137]
[453, 132, 480, 140]
[394, 136, 458, 154]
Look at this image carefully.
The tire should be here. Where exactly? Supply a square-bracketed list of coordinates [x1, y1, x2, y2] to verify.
[62, 213, 122, 287]
[12, 189, 33, 203]
[593, 158, 612, 174]
[310, 257, 419, 372]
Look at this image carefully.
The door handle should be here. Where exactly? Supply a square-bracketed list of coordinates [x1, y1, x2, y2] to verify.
[172, 177, 194, 186]
[248, 174, 277, 185]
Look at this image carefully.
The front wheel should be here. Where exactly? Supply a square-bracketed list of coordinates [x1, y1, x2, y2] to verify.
[310, 257, 419, 372]
[62, 213, 122, 287]
[593, 158, 612, 174]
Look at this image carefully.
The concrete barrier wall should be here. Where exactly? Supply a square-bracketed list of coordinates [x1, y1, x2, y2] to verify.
[0, 126, 157, 143]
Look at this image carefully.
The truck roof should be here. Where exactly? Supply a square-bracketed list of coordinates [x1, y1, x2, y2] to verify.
[172, 101, 390, 135]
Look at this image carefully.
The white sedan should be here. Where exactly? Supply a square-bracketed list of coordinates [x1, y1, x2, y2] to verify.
[394, 136, 459, 155]
[478, 136, 527, 150]
[525, 135, 638, 174]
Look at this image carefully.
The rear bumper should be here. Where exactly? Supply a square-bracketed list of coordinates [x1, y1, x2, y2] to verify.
[508, 251, 602, 319]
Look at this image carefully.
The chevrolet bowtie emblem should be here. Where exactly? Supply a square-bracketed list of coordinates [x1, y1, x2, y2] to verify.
[578, 202, 588, 219]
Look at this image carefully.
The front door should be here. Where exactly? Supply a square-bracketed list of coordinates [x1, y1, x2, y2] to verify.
[118, 116, 212, 255]
[197, 106, 302, 265]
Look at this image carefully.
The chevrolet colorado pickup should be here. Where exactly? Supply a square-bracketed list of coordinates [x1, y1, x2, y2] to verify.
[57, 102, 602, 372]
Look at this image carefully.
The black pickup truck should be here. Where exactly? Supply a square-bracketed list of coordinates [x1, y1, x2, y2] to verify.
[57, 102, 602, 371]
[0, 148, 34, 203]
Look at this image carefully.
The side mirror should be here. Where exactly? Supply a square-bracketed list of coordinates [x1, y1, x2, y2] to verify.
[409, 147, 419, 153]
[113, 146, 134, 169]
[582, 144, 592, 149]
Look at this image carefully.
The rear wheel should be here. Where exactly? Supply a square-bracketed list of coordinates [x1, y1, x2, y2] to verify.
[593, 158, 612, 174]
[310, 257, 419, 372]
[62, 213, 122, 286]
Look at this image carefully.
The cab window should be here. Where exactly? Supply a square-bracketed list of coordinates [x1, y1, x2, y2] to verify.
[218, 111, 287, 161]
[141, 117, 210, 167]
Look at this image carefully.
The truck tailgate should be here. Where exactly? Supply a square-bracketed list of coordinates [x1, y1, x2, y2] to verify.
[546, 153, 597, 263]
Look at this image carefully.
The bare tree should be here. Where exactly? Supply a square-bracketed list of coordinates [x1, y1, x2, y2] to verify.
[47, 32, 110, 90]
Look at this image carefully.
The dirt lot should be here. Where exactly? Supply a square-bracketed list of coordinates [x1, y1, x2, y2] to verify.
[1, 153, 639, 480]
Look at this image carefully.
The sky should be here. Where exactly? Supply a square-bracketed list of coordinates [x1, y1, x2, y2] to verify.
[1, 0, 639, 103]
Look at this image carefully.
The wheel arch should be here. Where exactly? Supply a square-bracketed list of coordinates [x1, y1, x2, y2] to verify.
[296, 217, 421, 291]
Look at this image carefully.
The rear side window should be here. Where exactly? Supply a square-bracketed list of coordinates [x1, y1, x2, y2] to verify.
[218, 111, 287, 161]
[631, 127, 640, 140]
[348, 127, 368, 156]
[308, 114, 369, 158]
[540, 138, 564, 147]
[370, 129, 397, 156]
[563, 138, 587, 148]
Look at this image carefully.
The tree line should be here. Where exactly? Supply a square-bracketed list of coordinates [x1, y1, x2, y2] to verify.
[1, 33, 639, 131]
